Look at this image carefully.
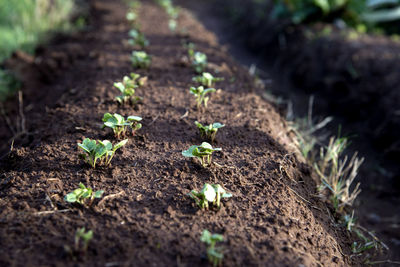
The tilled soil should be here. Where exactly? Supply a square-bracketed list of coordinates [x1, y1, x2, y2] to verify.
[0, 0, 358, 266]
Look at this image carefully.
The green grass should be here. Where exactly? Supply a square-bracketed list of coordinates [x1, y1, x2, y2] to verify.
[0, 0, 78, 101]
[0, 0, 76, 61]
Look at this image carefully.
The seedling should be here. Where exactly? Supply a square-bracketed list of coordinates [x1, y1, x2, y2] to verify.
[182, 142, 221, 167]
[192, 72, 224, 87]
[102, 113, 142, 138]
[128, 29, 149, 48]
[131, 51, 151, 68]
[190, 86, 216, 109]
[200, 230, 224, 267]
[195, 121, 225, 142]
[114, 73, 145, 105]
[189, 183, 232, 210]
[78, 138, 128, 168]
[64, 183, 104, 206]
[192, 52, 207, 73]
[75, 227, 93, 252]
[183, 42, 195, 59]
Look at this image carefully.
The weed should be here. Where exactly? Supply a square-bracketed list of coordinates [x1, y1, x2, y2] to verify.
[192, 72, 224, 87]
[189, 183, 232, 210]
[190, 86, 216, 109]
[131, 51, 151, 68]
[102, 113, 142, 138]
[182, 142, 221, 167]
[128, 29, 149, 48]
[195, 121, 225, 142]
[78, 138, 128, 168]
[114, 73, 145, 105]
[201, 230, 224, 267]
[314, 137, 364, 212]
[64, 183, 104, 206]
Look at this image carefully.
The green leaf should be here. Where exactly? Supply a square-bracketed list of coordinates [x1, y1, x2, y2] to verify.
[212, 123, 225, 129]
[182, 145, 198, 157]
[203, 88, 216, 95]
[202, 183, 217, 202]
[64, 193, 77, 203]
[114, 139, 128, 150]
[114, 82, 125, 92]
[201, 230, 212, 244]
[127, 115, 142, 122]
[94, 190, 104, 198]
[200, 142, 213, 150]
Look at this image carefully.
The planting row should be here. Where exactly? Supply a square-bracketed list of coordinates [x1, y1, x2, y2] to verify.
[64, 1, 231, 265]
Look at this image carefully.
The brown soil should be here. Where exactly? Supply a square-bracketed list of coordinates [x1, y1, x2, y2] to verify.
[175, 0, 400, 264]
[0, 0, 361, 266]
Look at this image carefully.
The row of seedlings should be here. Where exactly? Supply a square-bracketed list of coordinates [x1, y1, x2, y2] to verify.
[180, 39, 231, 266]
[62, 0, 149, 258]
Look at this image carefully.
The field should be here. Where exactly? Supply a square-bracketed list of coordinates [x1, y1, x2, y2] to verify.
[1, 0, 399, 266]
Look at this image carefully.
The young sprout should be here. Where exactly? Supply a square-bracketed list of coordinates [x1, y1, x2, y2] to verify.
[78, 138, 128, 168]
[200, 230, 224, 267]
[182, 142, 221, 167]
[183, 42, 195, 59]
[192, 72, 224, 87]
[192, 51, 207, 73]
[75, 227, 93, 253]
[114, 73, 146, 105]
[126, 11, 137, 22]
[195, 121, 225, 142]
[128, 29, 149, 48]
[190, 86, 216, 109]
[131, 51, 151, 68]
[102, 113, 142, 138]
[189, 183, 232, 210]
[64, 183, 104, 207]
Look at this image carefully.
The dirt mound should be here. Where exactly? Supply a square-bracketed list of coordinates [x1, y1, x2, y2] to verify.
[0, 0, 357, 266]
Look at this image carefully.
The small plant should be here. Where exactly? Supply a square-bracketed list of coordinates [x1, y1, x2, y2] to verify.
[75, 227, 93, 253]
[184, 42, 195, 59]
[182, 142, 221, 167]
[78, 138, 128, 168]
[114, 73, 145, 105]
[192, 72, 224, 87]
[192, 52, 207, 73]
[157, 0, 179, 32]
[195, 121, 225, 142]
[190, 86, 216, 109]
[131, 51, 151, 68]
[189, 183, 232, 210]
[200, 230, 224, 267]
[128, 29, 149, 48]
[64, 183, 104, 206]
[102, 113, 142, 138]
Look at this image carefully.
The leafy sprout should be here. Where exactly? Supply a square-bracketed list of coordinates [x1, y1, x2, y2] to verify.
[183, 42, 195, 59]
[75, 227, 93, 253]
[78, 138, 128, 168]
[102, 113, 142, 138]
[182, 142, 221, 167]
[189, 183, 232, 210]
[157, 0, 179, 32]
[192, 51, 207, 73]
[192, 72, 224, 87]
[128, 29, 149, 48]
[195, 121, 225, 142]
[114, 72, 145, 105]
[64, 183, 104, 206]
[131, 51, 151, 68]
[200, 230, 224, 267]
[190, 86, 216, 109]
